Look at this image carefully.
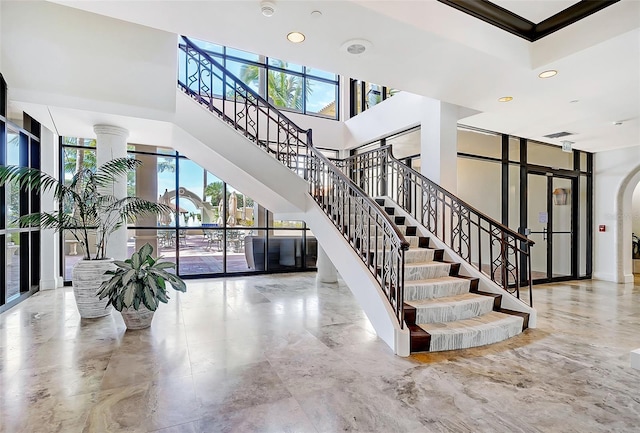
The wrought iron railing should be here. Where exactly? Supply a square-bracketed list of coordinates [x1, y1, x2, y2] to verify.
[177, 36, 409, 325]
[342, 146, 534, 306]
[178, 36, 309, 173]
[309, 147, 410, 325]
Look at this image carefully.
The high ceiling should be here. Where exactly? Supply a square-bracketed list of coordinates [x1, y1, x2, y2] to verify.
[48, 0, 639, 152]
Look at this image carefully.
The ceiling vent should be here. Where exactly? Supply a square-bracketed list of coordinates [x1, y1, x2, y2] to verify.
[341, 39, 372, 55]
[543, 131, 574, 139]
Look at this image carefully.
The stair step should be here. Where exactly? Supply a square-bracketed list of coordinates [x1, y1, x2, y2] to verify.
[404, 248, 437, 263]
[354, 224, 417, 237]
[370, 247, 439, 265]
[417, 311, 524, 352]
[366, 235, 421, 248]
[406, 293, 495, 324]
[404, 277, 471, 300]
[405, 262, 452, 280]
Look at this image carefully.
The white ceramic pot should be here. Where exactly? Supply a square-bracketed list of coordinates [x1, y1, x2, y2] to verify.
[72, 259, 115, 319]
[120, 305, 155, 330]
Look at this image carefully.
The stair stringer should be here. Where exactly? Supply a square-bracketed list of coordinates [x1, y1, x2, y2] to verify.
[172, 89, 308, 214]
[378, 197, 537, 328]
[279, 196, 411, 357]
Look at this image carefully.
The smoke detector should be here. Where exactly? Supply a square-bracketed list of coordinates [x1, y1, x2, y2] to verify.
[341, 39, 372, 55]
[261, 1, 276, 17]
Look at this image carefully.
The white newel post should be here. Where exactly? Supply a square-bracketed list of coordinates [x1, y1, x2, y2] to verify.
[317, 245, 338, 283]
[94, 124, 129, 261]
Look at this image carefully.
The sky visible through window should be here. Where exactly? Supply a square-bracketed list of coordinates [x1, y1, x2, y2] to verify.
[192, 38, 338, 116]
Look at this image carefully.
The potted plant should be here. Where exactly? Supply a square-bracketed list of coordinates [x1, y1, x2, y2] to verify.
[0, 158, 173, 318]
[96, 243, 186, 329]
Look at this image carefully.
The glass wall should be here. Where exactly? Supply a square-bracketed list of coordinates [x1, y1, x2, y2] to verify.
[456, 126, 593, 283]
[59, 139, 317, 283]
[1, 74, 41, 311]
[349, 79, 398, 117]
[349, 124, 593, 283]
[184, 39, 340, 120]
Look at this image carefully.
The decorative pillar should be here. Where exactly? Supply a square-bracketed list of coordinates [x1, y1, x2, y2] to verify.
[316, 245, 338, 283]
[420, 99, 459, 193]
[94, 124, 129, 260]
[39, 126, 62, 289]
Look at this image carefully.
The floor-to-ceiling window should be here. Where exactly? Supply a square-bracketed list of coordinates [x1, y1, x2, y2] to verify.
[181, 38, 340, 120]
[59, 139, 317, 284]
[0, 75, 41, 312]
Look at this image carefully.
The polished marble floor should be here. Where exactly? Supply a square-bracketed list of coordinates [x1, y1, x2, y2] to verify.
[0, 274, 639, 432]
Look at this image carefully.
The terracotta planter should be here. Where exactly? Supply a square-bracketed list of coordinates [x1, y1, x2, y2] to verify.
[120, 305, 155, 330]
[72, 259, 115, 319]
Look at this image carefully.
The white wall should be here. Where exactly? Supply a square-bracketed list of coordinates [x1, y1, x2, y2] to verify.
[1, 1, 177, 119]
[287, 112, 345, 150]
[594, 145, 640, 282]
[344, 92, 424, 148]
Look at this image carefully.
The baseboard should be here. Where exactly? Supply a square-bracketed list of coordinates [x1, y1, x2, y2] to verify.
[39, 278, 58, 290]
[592, 272, 616, 282]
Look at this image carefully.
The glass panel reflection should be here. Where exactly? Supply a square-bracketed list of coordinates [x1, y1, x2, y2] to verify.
[6, 234, 21, 301]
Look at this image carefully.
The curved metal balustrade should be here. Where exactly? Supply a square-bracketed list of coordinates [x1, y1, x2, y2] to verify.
[177, 36, 409, 326]
[178, 36, 309, 173]
[342, 146, 535, 306]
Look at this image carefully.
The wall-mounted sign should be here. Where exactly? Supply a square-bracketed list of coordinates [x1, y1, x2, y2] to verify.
[538, 211, 548, 224]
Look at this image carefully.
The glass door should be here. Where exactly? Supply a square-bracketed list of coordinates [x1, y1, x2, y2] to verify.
[527, 172, 574, 282]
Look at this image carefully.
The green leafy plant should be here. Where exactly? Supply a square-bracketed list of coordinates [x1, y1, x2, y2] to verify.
[0, 158, 173, 260]
[97, 243, 186, 311]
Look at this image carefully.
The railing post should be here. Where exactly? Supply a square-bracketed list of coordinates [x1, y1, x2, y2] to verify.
[381, 148, 388, 197]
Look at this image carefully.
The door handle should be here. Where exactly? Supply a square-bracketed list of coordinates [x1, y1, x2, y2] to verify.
[543, 227, 547, 241]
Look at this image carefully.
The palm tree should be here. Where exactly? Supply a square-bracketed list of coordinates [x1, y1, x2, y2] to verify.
[0, 158, 173, 260]
[240, 60, 312, 111]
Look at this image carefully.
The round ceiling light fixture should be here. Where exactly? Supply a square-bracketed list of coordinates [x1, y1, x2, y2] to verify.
[287, 31, 305, 43]
[341, 39, 372, 55]
[498, 96, 513, 102]
[538, 69, 558, 78]
[260, 1, 276, 17]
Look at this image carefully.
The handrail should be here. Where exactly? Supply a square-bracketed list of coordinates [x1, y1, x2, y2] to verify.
[180, 36, 307, 134]
[177, 36, 409, 325]
[342, 145, 534, 306]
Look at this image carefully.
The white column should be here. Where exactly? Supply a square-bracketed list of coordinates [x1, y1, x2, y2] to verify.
[420, 99, 459, 194]
[39, 126, 62, 289]
[316, 245, 338, 283]
[94, 124, 129, 261]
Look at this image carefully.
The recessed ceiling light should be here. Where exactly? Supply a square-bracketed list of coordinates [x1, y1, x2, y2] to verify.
[538, 70, 558, 78]
[570, 99, 579, 103]
[498, 96, 513, 102]
[311, 10, 322, 18]
[287, 31, 305, 43]
[613, 121, 623, 126]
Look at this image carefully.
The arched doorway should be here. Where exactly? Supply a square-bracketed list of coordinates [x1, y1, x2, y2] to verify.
[615, 164, 640, 282]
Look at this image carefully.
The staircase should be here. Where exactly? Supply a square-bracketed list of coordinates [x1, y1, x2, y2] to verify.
[176, 35, 535, 355]
[376, 199, 528, 352]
